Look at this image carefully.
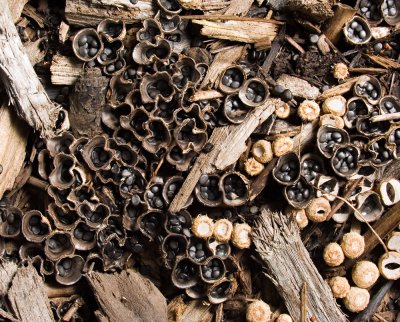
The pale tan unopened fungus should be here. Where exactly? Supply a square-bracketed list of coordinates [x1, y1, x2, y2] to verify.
[276, 313, 293, 322]
[213, 219, 233, 243]
[275, 102, 291, 119]
[192, 215, 214, 239]
[378, 251, 400, 280]
[343, 287, 370, 313]
[244, 158, 264, 176]
[340, 232, 365, 259]
[323, 242, 345, 267]
[305, 197, 331, 223]
[319, 114, 345, 129]
[252, 140, 273, 164]
[387, 231, 400, 253]
[232, 223, 252, 249]
[322, 95, 347, 116]
[286, 206, 308, 229]
[272, 136, 294, 157]
[328, 276, 350, 299]
[297, 100, 320, 122]
[246, 300, 271, 322]
[332, 63, 349, 80]
[352, 260, 379, 289]
[378, 179, 400, 206]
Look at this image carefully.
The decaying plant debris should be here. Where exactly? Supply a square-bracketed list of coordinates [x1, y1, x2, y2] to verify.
[0, 0, 400, 321]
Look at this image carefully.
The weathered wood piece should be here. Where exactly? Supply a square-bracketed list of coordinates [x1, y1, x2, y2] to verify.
[8, 264, 55, 322]
[86, 269, 167, 322]
[50, 54, 82, 86]
[0, 105, 29, 198]
[69, 68, 108, 137]
[177, 0, 230, 11]
[168, 297, 214, 322]
[65, 0, 155, 27]
[268, 0, 334, 22]
[253, 209, 347, 322]
[169, 101, 275, 213]
[276, 74, 320, 100]
[0, 260, 18, 296]
[323, 4, 356, 44]
[8, 0, 29, 23]
[0, 1, 68, 138]
[317, 76, 361, 101]
[192, 19, 278, 44]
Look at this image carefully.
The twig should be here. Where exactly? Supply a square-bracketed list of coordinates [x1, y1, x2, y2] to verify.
[370, 112, 400, 123]
[285, 35, 305, 54]
[26, 176, 49, 191]
[301, 283, 307, 322]
[180, 15, 284, 24]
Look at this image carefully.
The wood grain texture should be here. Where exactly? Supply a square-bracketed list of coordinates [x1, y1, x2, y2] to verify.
[86, 269, 167, 322]
[253, 209, 347, 322]
[276, 74, 320, 100]
[8, 0, 28, 23]
[50, 54, 82, 86]
[8, 264, 55, 322]
[0, 105, 29, 198]
[0, 260, 18, 296]
[0, 1, 68, 138]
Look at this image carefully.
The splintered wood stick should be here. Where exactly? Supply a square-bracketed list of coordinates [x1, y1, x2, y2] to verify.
[0, 1, 69, 138]
[253, 209, 347, 322]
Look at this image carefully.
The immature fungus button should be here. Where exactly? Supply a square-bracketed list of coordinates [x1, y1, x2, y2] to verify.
[352, 260, 380, 288]
[322, 96, 347, 117]
[323, 242, 345, 267]
[276, 314, 293, 322]
[298, 100, 320, 121]
[192, 215, 214, 238]
[213, 219, 233, 243]
[341, 232, 365, 259]
[328, 276, 351, 298]
[272, 136, 294, 157]
[306, 197, 331, 223]
[343, 287, 370, 313]
[246, 300, 271, 322]
[231, 223, 252, 249]
[378, 251, 400, 280]
[244, 158, 264, 176]
[332, 63, 349, 80]
[252, 140, 273, 164]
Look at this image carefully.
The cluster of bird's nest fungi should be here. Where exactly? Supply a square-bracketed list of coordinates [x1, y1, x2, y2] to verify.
[2, 0, 400, 320]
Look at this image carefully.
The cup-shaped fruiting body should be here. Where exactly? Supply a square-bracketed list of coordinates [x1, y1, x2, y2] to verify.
[331, 144, 360, 177]
[82, 135, 113, 171]
[48, 154, 76, 190]
[166, 144, 198, 172]
[48, 203, 79, 230]
[272, 136, 294, 157]
[188, 238, 212, 263]
[275, 101, 291, 119]
[378, 251, 400, 280]
[341, 232, 365, 259]
[239, 78, 269, 107]
[78, 201, 110, 229]
[306, 197, 331, 223]
[244, 158, 264, 176]
[72, 28, 103, 61]
[388, 126, 400, 159]
[343, 287, 370, 313]
[192, 215, 214, 239]
[46, 132, 75, 157]
[273, 152, 301, 185]
[298, 100, 320, 122]
[246, 300, 272, 322]
[195, 174, 222, 207]
[315, 175, 339, 202]
[21, 210, 51, 243]
[55, 255, 85, 286]
[344, 16, 372, 45]
[356, 108, 391, 137]
[137, 210, 164, 241]
[140, 72, 174, 103]
[71, 221, 96, 251]
[354, 75, 382, 105]
[174, 118, 207, 153]
[358, 0, 383, 23]
[368, 136, 392, 167]
[300, 153, 325, 183]
[104, 56, 126, 76]
[207, 277, 237, 304]
[163, 176, 184, 206]
[162, 234, 188, 268]
[200, 257, 226, 283]
[379, 95, 400, 117]
[352, 260, 380, 288]
[231, 223, 252, 249]
[219, 65, 246, 94]
[97, 19, 126, 42]
[322, 95, 347, 117]
[137, 18, 162, 43]
[323, 242, 345, 267]
[319, 114, 345, 129]
[223, 93, 251, 124]
[220, 172, 249, 207]
[344, 97, 371, 129]
[208, 239, 231, 259]
[172, 256, 198, 289]
[45, 231, 74, 261]
[381, 0, 400, 25]
[332, 63, 349, 80]
[328, 276, 351, 298]
[285, 178, 315, 209]
[387, 231, 400, 252]
[252, 140, 273, 164]
[355, 190, 384, 222]
[158, 0, 182, 14]
[276, 314, 293, 322]
[97, 37, 124, 66]
[317, 126, 350, 158]
[0, 207, 22, 238]
[286, 206, 309, 229]
[213, 219, 233, 243]
[133, 38, 171, 65]
[145, 183, 165, 210]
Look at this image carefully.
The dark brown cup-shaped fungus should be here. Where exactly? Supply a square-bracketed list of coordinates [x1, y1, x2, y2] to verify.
[83, 253, 104, 273]
[162, 234, 188, 268]
[379, 95, 400, 118]
[157, 12, 181, 33]
[122, 64, 144, 85]
[19, 243, 54, 276]
[97, 19, 126, 41]
[104, 56, 126, 77]
[273, 152, 301, 186]
[200, 257, 226, 284]
[118, 166, 148, 196]
[121, 108, 150, 140]
[38, 150, 53, 180]
[195, 174, 223, 207]
[109, 75, 135, 107]
[174, 104, 207, 130]
[48, 187, 75, 211]
[172, 57, 202, 89]
[46, 132, 75, 157]
[186, 283, 207, 299]
[368, 136, 392, 167]
[73, 28, 103, 61]
[157, 0, 182, 14]
[219, 65, 246, 94]
[71, 221, 96, 251]
[174, 119, 208, 153]
[165, 211, 192, 237]
[78, 202, 110, 229]
[219, 172, 249, 207]
[21, 210, 51, 243]
[48, 203, 79, 230]
[48, 154, 76, 190]
[344, 97, 371, 129]
[163, 176, 186, 207]
[45, 231, 74, 261]
[123, 194, 146, 231]
[207, 277, 237, 304]
[107, 138, 138, 167]
[188, 237, 212, 264]
[145, 182, 166, 210]
[223, 93, 251, 124]
[143, 118, 172, 154]
[68, 185, 98, 208]
[355, 191, 384, 222]
[133, 38, 171, 65]
[82, 135, 113, 171]
[356, 108, 391, 137]
[301, 153, 325, 183]
[315, 175, 339, 202]
[0, 207, 22, 238]
[344, 16, 372, 45]
[154, 99, 178, 124]
[284, 178, 315, 209]
[101, 239, 129, 271]
[140, 72, 175, 103]
[69, 137, 88, 165]
[238, 78, 269, 107]
[137, 19, 162, 43]
[97, 216, 126, 246]
[97, 38, 123, 65]
[358, 0, 383, 24]
[388, 126, 400, 158]
[55, 255, 85, 285]
[138, 210, 165, 242]
[350, 134, 372, 164]
[354, 75, 383, 105]
[113, 127, 139, 148]
[317, 126, 350, 158]
[166, 144, 198, 172]
[381, 0, 400, 25]
[208, 238, 231, 260]
[172, 256, 198, 289]
[331, 144, 360, 177]
[102, 104, 133, 131]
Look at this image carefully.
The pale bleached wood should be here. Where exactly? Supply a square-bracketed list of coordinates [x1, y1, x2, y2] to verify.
[177, 0, 231, 10]
[8, 264, 55, 322]
[0, 105, 29, 198]
[223, 0, 253, 15]
[276, 74, 320, 100]
[169, 101, 275, 213]
[65, 0, 155, 27]
[0, 1, 69, 138]
[0, 260, 18, 296]
[267, 0, 333, 22]
[323, 4, 356, 44]
[50, 54, 82, 86]
[253, 210, 347, 322]
[8, 0, 28, 23]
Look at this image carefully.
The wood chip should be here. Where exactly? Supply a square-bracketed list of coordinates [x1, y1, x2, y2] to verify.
[50, 54, 82, 86]
[8, 0, 29, 23]
[276, 74, 320, 100]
